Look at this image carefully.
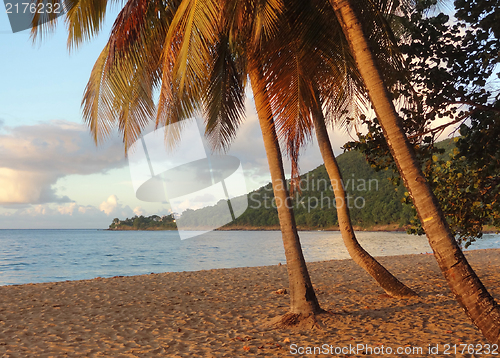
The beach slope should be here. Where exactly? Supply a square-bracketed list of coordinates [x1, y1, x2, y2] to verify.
[0, 249, 498, 357]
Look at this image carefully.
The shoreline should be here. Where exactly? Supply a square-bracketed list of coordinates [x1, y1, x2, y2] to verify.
[106, 224, 499, 234]
[0, 249, 498, 356]
[217, 223, 410, 232]
[106, 224, 411, 232]
[107, 222, 412, 232]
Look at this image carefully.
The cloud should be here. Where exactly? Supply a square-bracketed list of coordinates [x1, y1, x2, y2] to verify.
[0, 203, 102, 229]
[192, 193, 217, 203]
[99, 195, 119, 215]
[98, 195, 141, 218]
[0, 168, 72, 204]
[0, 120, 126, 174]
[0, 196, 145, 229]
[57, 202, 77, 215]
[0, 120, 127, 205]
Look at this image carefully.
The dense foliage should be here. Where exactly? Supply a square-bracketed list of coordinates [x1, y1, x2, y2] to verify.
[106, 1, 500, 241]
[109, 214, 176, 230]
[344, 0, 500, 246]
[226, 149, 415, 229]
[109, 149, 419, 230]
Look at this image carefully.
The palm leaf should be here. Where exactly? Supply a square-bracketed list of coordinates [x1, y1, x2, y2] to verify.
[82, 0, 176, 153]
[64, 0, 115, 51]
[203, 33, 247, 152]
[260, 0, 350, 185]
[251, 0, 284, 45]
[157, 0, 221, 129]
[30, 0, 119, 49]
[29, 0, 64, 41]
[82, 43, 116, 145]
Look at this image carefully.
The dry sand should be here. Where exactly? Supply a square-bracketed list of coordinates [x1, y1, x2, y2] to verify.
[0, 249, 499, 357]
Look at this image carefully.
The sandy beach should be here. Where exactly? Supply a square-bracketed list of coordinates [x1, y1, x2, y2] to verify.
[0, 249, 498, 357]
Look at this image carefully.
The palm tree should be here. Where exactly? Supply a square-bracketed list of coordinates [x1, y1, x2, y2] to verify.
[161, 0, 414, 316]
[261, 0, 416, 298]
[329, 0, 500, 343]
[31, 0, 323, 320]
[161, 0, 323, 319]
[249, 63, 322, 317]
[311, 97, 417, 298]
[33, 0, 500, 340]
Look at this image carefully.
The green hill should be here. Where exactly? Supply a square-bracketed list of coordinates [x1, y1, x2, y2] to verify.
[110, 138, 457, 231]
[223, 149, 414, 230]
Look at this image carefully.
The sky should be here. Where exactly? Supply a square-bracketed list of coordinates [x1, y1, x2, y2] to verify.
[0, 3, 463, 230]
[0, 6, 356, 229]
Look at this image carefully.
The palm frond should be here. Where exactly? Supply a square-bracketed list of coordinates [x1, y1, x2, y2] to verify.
[29, 0, 64, 41]
[167, 0, 220, 93]
[64, 0, 116, 51]
[82, 43, 116, 145]
[249, 61, 275, 137]
[83, 45, 154, 151]
[222, 0, 283, 50]
[262, 0, 362, 185]
[114, 65, 155, 153]
[203, 33, 247, 152]
[158, 0, 220, 129]
[251, 0, 284, 45]
[30, 0, 123, 49]
[265, 44, 315, 150]
[82, 0, 176, 153]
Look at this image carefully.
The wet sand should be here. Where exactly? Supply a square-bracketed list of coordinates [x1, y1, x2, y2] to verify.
[0, 249, 498, 357]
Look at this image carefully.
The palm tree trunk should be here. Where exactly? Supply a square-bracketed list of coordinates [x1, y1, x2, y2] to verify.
[330, 0, 500, 343]
[313, 102, 417, 298]
[249, 63, 322, 317]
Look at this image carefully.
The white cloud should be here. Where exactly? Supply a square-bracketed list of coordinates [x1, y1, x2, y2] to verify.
[0, 120, 126, 206]
[171, 199, 191, 214]
[0, 198, 143, 229]
[33, 205, 50, 215]
[97, 194, 147, 219]
[78, 205, 94, 214]
[57, 202, 77, 215]
[0, 168, 71, 204]
[99, 195, 119, 215]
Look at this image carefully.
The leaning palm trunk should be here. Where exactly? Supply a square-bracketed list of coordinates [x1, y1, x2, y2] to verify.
[249, 63, 322, 318]
[331, 0, 500, 343]
[313, 103, 417, 298]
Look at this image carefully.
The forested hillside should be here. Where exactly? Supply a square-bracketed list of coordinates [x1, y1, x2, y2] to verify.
[224, 149, 414, 230]
[109, 139, 459, 231]
[112, 144, 452, 230]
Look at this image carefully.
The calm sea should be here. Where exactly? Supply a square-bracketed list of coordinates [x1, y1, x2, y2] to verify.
[0, 229, 499, 286]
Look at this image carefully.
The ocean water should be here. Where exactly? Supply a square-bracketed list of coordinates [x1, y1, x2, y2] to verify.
[0, 229, 499, 286]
